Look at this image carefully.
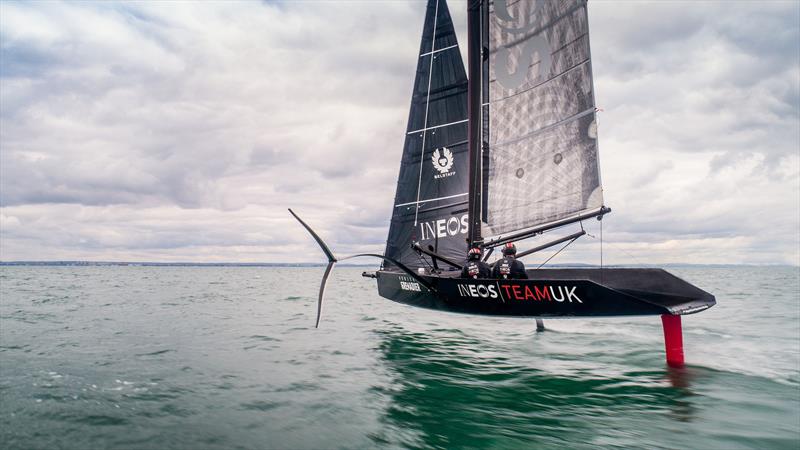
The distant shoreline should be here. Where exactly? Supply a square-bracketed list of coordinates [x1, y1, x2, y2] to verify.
[0, 261, 796, 268]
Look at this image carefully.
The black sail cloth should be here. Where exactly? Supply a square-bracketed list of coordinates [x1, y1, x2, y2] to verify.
[384, 0, 470, 270]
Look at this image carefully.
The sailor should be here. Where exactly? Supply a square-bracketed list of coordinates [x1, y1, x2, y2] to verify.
[460, 247, 491, 279]
[492, 243, 528, 279]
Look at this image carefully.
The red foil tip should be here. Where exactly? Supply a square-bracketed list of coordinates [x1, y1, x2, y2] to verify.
[661, 314, 685, 368]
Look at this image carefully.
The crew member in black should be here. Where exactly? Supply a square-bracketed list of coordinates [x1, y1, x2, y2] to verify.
[492, 243, 528, 279]
[460, 247, 491, 279]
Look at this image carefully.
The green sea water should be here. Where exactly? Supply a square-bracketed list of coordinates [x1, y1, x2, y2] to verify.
[1, 265, 798, 449]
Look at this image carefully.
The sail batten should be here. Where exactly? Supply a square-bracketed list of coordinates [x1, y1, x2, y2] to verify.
[407, 118, 468, 135]
[488, 56, 589, 105]
[492, 106, 594, 148]
[420, 44, 459, 57]
[395, 193, 468, 208]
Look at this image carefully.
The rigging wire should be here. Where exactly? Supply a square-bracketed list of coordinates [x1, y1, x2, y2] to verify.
[536, 236, 579, 269]
[585, 219, 649, 267]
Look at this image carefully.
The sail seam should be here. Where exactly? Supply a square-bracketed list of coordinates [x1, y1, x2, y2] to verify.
[420, 44, 458, 57]
[413, 0, 440, 226]
[491, 107, 595, 148]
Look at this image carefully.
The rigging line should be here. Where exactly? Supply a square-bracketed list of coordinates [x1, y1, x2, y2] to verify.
[585, 228, 647, 266]
[414, 0, 440, 227]
[536, 236, 579, 269]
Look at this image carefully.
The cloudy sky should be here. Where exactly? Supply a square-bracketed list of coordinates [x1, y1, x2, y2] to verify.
[1, 0, 798, 265]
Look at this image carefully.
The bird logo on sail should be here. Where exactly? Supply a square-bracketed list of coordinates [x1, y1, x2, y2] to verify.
[431, 147, 454, 179]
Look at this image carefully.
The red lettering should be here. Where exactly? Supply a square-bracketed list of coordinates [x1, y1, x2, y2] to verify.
[535, 285, 550, 301]
[511, 285, 523, 300]
[500, 284, 513, 299]
[524, 285, 535, 301]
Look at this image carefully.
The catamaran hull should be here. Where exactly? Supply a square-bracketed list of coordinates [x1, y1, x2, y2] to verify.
[376, 268, 715, 317]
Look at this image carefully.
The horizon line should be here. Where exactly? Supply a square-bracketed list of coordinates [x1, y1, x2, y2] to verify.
[0, 260, 797, 268]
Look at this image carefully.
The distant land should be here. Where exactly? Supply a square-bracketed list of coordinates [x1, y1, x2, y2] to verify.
[0, 261, 795, 268]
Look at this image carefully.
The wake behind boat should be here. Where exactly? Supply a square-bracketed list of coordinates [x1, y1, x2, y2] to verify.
[290, 0, 715, 367]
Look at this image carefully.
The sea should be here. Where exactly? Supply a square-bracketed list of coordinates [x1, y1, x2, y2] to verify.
[1, 265, 798, 450]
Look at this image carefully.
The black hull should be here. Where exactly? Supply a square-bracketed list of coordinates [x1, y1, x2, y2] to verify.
[376, 268, 715, 317]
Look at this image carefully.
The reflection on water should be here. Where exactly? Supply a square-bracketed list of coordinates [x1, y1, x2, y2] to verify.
[371, 326, 711, 449]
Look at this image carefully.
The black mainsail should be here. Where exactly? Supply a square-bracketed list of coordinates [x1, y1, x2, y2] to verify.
[479, 0, 605, 243]
[384, 0, 470, 270]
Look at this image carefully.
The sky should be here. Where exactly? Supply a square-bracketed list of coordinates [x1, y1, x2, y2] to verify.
[0, 0, 798, 265]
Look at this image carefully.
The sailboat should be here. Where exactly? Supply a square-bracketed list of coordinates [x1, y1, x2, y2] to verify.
[289, 0, 715, 367]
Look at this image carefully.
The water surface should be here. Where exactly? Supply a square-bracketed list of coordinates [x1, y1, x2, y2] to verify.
[1, 266, 798, 449]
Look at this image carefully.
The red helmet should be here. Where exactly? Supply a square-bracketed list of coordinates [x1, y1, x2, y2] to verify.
[502, 242, 517, 256]
[468, 247, 481, 259]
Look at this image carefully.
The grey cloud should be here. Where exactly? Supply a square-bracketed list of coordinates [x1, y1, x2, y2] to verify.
[0, 0, 797, 264]
[591, 1, 799, 176]
[1, 0, 416, 210]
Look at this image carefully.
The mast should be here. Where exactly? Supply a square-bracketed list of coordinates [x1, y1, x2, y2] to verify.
[466, 0, 483, 247]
